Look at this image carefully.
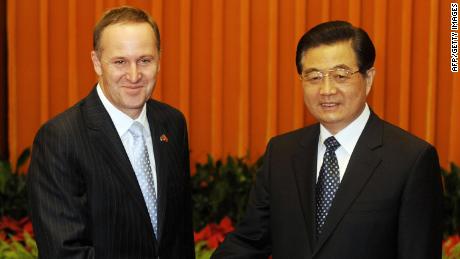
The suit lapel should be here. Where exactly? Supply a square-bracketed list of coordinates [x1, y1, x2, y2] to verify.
[292, 125, 320, 253]
[82, 88, 156, 237]
[146, 102, 168, 243]
[313, 113, 384, 256]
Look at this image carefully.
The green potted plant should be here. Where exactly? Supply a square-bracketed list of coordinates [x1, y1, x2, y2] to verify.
[0, 148, 37, 258]
[0, 148, 30, 219]
[191, 155, 262, 257]
[191, 155, 262, 231]
[442, 163, 460, 259]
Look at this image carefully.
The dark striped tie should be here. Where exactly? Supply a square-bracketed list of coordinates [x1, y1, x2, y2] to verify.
[315, 136, 341, 236]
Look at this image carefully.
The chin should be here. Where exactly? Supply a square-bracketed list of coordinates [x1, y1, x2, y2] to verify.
[121, 100, 145, 110]
[316, 111, 340, 120]
[319, 115, 343, 125]
[125, 94, 147, 103]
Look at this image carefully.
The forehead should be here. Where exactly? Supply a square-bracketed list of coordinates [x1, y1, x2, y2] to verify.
[99, 22, 158, 52]
[300, 41, 357, 71]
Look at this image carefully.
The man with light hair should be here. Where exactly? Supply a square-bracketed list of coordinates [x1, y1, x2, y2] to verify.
[28, 6, 195, 258]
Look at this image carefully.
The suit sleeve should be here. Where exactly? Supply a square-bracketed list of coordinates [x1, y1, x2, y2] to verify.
[397, 145, 443, 259]
[27, 123, 94, 259]
[181, 115, 196, 258]
[212, 142, 272, 259]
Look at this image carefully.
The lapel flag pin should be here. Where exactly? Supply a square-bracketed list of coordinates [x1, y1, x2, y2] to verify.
[160, 134, 169, 143]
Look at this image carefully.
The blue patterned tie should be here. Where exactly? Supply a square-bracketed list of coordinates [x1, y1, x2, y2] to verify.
[316, 136, 341, 236]
[129, 122, 158, 236]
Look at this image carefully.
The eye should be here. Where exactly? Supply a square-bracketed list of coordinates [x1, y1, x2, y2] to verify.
[332, 70, 351, 82]
[304, 72, 323, 83]
[334, 74, 348, 80]
[309, 76, 322, 81]
[138, 58, 153, 65]
[113, 60, 126, 65]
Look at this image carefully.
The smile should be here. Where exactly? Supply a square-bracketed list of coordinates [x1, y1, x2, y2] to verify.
[123, 85, 143, 89]
[320, 103, 339, 107]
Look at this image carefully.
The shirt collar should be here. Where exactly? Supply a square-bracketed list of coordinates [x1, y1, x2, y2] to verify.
[319, 104, 370, 154]
[96, 84, 150, 138]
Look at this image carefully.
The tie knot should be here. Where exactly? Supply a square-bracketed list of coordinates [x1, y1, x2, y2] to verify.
[324, 136, 340, 152]
[128, 121, 144, 138]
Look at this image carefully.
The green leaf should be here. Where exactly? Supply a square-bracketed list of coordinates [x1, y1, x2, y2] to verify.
[24, 233, 38, 257]
[192, 154, 261, 231]
[0, 238, 37, 259]
[0, 160, 13, 193]
[15, 148, 31, 173]
[443, 163, 460, 237]
[0, 148, 30, 219]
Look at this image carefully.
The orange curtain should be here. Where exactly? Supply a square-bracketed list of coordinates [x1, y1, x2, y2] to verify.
[0, 0, 7, 160]
[7, 0, 460, 169]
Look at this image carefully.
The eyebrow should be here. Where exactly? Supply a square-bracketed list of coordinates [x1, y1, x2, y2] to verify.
[302, 64, 354, 73]
[108, 56, 126, 61]
[333, 64, 353, 70]
[108, 54, 156, 61]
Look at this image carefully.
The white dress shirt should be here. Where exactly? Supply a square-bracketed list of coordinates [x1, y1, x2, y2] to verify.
[97, 85, 158, 194]
[316, 104, 371, 182]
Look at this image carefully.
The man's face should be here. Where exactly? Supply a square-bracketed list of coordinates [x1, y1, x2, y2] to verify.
[300, 41, 375, 134]
[91, 22, 160, 119]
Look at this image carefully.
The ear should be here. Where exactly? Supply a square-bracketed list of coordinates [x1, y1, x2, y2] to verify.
[156, 49, 161, 73]
[91, 50, 103, 76]
[364, 67, 375, 96]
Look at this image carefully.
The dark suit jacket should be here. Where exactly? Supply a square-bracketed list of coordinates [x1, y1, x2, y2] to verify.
[212, 112, 443, 259]
[27, 88, 195, 259]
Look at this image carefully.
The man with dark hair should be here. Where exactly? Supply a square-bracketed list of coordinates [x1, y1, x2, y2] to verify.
[28, 6, 195, 258]
[213, 21, 442, 258]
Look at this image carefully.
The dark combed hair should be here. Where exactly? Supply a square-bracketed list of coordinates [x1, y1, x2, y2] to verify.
[93, 6, 160, 53]
[295, 21, 375, 75]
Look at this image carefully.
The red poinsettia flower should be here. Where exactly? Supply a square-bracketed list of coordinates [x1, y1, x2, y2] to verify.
[219, 217, 233, 232]
[0, 216, 34, 243]
[0, 216, 21, 233]
[20, 218, 34, 235]
[443, 235, 460, 256]
[194, 224, 212, 243]
[194, 216, 235, 249]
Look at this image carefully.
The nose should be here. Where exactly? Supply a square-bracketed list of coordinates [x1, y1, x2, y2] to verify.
[126, 63, 141, 82]
[319, 77, 337, 95]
